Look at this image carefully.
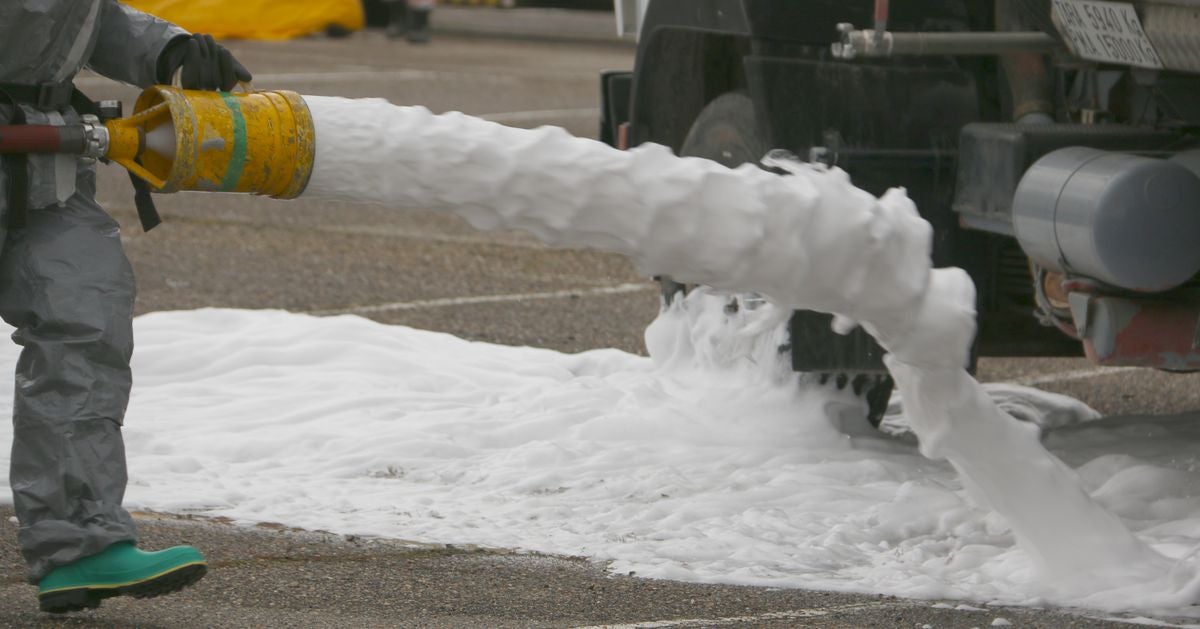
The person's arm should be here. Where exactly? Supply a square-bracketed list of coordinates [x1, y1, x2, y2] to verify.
[87, 0, 189, 88]
[88, 1, 252, 91]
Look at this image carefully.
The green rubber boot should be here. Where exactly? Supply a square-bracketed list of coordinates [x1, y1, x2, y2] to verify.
[37, 542, 207, 613]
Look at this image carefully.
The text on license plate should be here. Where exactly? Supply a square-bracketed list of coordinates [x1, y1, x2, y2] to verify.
[1051, 0, 1163, 69]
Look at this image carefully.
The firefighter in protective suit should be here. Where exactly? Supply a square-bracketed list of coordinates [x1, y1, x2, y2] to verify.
[0, 1, 250, 613]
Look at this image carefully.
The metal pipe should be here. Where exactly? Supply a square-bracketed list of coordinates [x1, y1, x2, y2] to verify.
[833, 24, 1059, 58]
[872, 0, 889, 53]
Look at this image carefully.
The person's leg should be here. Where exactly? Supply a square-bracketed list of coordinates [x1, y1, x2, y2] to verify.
[406, 0, 434, 43]
[1, 167, 204, 612]
[384, 0, 407, 38]
[1, 167, 139, 585]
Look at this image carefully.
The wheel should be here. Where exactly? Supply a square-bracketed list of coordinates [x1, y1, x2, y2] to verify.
[672, 91, 894, 427]
[679, 92, 768, 171]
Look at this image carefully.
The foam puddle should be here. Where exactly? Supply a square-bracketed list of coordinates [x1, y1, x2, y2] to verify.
[1, 301, 1199, 616]
[291, 96, 1200, 608]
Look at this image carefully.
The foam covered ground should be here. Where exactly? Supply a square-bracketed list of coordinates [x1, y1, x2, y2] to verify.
[3, 293, 1198, 617]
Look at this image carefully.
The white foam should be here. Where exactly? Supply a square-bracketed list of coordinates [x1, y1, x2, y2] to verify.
[295, 95, 1200, 604]
[301, 97, 943, 346]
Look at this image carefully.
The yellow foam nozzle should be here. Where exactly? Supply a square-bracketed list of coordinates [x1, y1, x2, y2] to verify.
[104, 85, 315, 199]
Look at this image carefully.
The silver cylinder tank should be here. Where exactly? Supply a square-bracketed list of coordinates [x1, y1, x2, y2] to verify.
[1012, 146, 1200, 292]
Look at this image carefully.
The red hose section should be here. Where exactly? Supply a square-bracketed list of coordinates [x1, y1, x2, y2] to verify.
[0, 125, 63, 154]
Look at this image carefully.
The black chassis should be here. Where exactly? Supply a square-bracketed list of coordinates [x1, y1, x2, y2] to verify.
[600, 0, 1088, 375]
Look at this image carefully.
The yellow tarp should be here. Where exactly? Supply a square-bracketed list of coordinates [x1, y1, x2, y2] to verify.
[124, 0, 364, 40]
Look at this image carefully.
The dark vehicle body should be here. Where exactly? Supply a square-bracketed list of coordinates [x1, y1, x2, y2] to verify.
[601, 0, 1200, 417]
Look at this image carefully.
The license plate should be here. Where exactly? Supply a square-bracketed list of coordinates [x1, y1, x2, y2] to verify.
[1051, 0, 1163, 69]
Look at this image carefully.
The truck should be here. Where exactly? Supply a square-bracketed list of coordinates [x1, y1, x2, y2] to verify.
[599, 0, 1200, 426]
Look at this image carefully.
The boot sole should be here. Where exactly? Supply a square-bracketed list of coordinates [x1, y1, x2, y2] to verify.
[39, 562, 207, 614]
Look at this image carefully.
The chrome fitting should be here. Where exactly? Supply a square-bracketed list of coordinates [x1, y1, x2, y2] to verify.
[80, 114, 110, 161]
[832, 23, 893, 59]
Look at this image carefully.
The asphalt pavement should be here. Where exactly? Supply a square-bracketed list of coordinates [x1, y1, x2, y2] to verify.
[434, 5, 630, 45]
[1, 8, 1199, 628]
[0, 506, 1144, 628]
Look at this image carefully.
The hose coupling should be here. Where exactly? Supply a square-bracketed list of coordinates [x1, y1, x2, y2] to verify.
[80, 114, 110, 160]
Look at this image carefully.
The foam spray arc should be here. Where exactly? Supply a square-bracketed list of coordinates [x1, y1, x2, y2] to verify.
[16, 87, 1193, 604]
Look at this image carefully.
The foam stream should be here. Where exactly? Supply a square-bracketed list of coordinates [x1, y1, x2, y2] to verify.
[298, 96, 1198, 603]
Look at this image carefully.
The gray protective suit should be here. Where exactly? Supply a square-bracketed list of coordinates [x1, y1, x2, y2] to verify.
[0, 1, 187, 583]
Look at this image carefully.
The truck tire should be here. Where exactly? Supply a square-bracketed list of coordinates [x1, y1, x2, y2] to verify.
[679, 92, 766, 173]
[673, 91, 894, 428]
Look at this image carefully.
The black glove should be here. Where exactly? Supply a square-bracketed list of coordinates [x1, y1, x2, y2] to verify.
[157, 34, 252, 91]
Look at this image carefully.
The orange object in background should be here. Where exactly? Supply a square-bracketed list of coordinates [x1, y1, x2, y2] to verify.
[124, 0, 364, 40]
